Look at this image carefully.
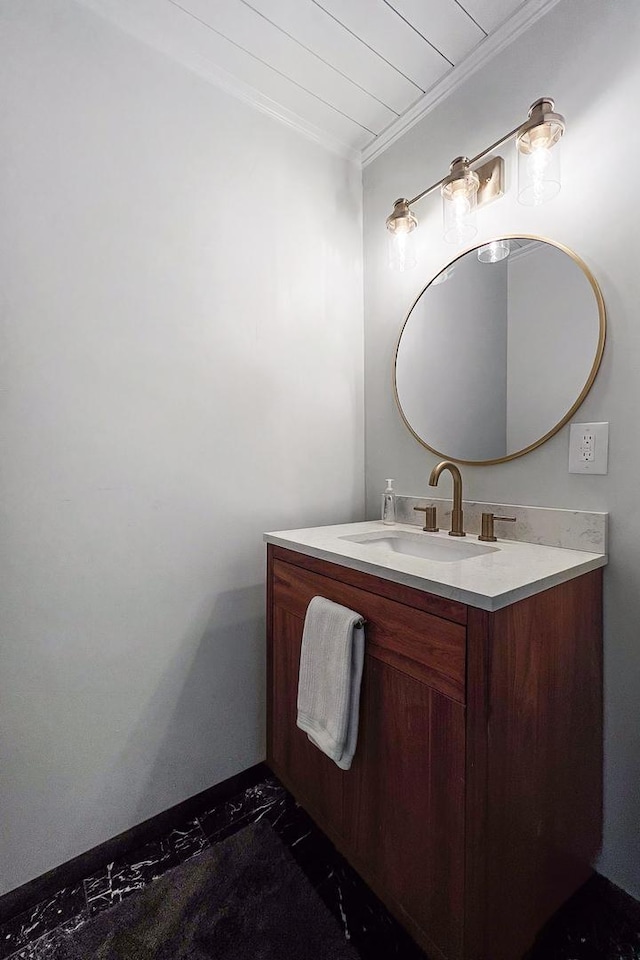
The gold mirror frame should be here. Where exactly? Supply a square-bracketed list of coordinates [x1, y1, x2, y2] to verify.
[393, 235, 606, 466]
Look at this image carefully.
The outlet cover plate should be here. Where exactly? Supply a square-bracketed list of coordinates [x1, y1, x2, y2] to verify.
[569, 422, 609, 474]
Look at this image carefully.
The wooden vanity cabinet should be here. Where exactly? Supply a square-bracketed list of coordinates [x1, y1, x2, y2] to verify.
[266, 544, 602, 960]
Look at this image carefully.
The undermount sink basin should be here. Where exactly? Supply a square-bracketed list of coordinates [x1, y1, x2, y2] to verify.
[340, 530, 498, 563]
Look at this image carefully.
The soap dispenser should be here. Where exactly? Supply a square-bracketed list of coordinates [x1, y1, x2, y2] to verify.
[381, 479, 396, 525]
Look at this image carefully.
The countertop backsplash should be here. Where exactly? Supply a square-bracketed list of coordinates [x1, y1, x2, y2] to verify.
[394, 497, 607, 554]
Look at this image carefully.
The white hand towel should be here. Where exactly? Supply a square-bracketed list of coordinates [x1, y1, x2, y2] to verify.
[296, 595, 365, 771]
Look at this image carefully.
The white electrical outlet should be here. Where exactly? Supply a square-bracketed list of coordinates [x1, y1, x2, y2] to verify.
[569, 422, 609, 474]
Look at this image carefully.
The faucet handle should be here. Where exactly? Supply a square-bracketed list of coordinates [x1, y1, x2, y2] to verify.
[478, 512, 516, 542]
[414, 505, 439, 532]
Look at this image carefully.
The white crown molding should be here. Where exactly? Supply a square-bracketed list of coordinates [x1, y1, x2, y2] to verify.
[361, 0, 565, 167]
[75, 0, 361, 164]
[179, 57, 362, 164]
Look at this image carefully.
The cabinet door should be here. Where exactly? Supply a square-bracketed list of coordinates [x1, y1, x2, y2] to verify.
[269, 604, 345, 833]
[267, 549, 467, 959]
[347, 657, 465, 960]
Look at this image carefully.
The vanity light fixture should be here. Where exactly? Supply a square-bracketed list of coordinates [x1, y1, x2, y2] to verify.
[386, 97, 565, 271]
[516, 98, 565, 205]
[386, 198, 418, 271]
[441, 157, 479, 244]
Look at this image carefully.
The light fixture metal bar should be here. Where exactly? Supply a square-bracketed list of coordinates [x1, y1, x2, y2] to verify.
[407, 178, 445, 208]
[405, 121, 521, 210]
[468, 122, 521, 167]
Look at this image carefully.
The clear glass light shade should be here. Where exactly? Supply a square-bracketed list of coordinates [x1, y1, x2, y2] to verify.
[386, 199, 418, 271]
[477, 240, 510, 263]
[441, 167, 479, 245]
[387, 228, 417, 272]
[517, 122, 563, 205]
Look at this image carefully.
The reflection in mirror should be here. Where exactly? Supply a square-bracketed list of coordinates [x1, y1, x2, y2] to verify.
[394, 238, 605, 464]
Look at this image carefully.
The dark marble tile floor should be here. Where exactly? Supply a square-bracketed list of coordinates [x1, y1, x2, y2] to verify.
[1, 772, 638, 960]
[82, 818, 208, 917]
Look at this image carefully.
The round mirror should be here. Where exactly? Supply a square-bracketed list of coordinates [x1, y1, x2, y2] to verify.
[394, 236, 606, 465]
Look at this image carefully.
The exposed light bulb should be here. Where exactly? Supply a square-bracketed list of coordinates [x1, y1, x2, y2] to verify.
[529, 126, 554, 151]
[453, 193, 471, 216]
[452, 194, 471, 234]
[516, 99, 564, 206]
[386, 198, 418, 271]
[526, 146, 552, 204]
[441, 158, 479, 244]
[518, 141, 561, 205]
[388, 229, 417, 272]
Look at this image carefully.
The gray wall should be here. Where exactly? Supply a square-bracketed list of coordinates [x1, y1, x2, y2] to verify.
[506, 243, 600, 451]
[363, 0, 640, 897]
[0, 0, 364, 893]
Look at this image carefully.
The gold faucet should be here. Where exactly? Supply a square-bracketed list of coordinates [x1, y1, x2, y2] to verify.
[428, 461, 466, 537]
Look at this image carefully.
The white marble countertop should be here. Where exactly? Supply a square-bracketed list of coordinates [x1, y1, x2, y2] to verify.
[264, 521, 607, 612]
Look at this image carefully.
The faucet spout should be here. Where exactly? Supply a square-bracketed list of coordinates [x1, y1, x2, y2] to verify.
[428, 461, 466, 537]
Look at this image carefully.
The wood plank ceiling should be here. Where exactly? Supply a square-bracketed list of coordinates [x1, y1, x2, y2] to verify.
[78, 0, 558, 159]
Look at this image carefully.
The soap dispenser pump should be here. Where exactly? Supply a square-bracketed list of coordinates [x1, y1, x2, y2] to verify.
[381, 479, 396, 525]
